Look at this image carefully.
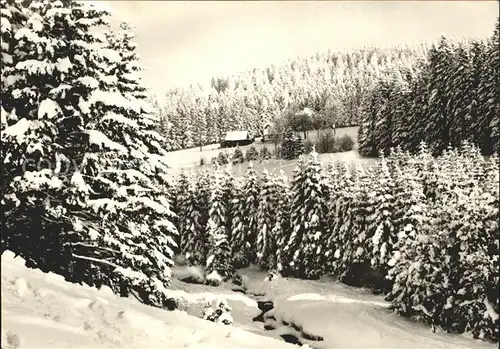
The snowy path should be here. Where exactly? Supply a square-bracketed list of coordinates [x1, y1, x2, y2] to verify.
[1, 252, 293, 349]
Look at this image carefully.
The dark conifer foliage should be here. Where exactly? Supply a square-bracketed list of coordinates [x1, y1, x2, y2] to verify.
[359, 21, 500, 157]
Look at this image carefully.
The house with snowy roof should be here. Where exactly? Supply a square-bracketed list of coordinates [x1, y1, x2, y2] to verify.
[220, 130, 255, 148]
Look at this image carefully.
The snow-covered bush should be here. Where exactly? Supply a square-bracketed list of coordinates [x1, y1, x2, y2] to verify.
[232, 147, 244, 164]
[280, 129, 304, 160]
[202, 298, 233, 325]
[217, 151, 229, 165]
[245, 146, 259, 162]
[172, 266, 205, 284]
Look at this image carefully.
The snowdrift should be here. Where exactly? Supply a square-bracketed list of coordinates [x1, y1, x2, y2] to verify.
[1, 251, 292, 349]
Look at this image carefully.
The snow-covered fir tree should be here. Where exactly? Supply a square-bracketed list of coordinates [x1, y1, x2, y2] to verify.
[228, 175, 247, 268]
[282, 150, 329, 279]
[176, 171, 203, 265]
[267, 171, 290, 273]
[220, 165, 236, 242]
[256, 169, 277, 270]
[1, 0, 178, 307]
[386, 144, 498, 340]
[193, 168, 212, 264]
[231, 163, 260, 265]
[205, 167, 233, 285]
[366, 157, 399, 290]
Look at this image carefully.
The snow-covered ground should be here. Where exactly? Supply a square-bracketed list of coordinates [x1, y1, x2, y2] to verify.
[2, 253, 495, 349]
[235, 267, 497, 349]
[170, 266, 497, 349]
[1, 252, 293, 349]
[164, 126, 374, 176]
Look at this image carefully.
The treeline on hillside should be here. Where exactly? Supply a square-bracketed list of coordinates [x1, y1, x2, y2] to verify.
[171, 143, 499, 342]
[1, 1, 178, 308]
[155, 46, 427, 151]
[358, 20, 499, 157]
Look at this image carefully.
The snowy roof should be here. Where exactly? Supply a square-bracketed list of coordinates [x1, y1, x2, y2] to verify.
[224, 131, 249, 141]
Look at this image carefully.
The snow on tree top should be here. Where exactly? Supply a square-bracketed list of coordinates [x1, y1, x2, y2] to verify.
[89, 90, 140, 112]
[0, 106, 8, 126]
[86, 129, 127, 153]
[56, 57, 73, 73]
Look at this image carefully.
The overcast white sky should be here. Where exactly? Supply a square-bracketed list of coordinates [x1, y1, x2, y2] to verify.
[102, 1, 498, 94]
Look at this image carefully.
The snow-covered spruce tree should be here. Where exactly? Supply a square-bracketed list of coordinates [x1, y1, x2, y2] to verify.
[366, 156, 401, 291]
[221, 165, 236, 243]
[282, 150, 329, 279]
[228, 176, 247, 268]
[335, 161, 380, 287]
[484, 19, 499, 154]
[81, 16, 178, 305]
[205, 167, 233, 286]
[381, 152, 427, 291]
[192, 168, 212, 264]
[453, 185, 499, 341]
[231, 163, 260, 265]
[176, 171, 204, 265]
[273, 170, 292, 273]
[325, 161, 357, 276]
[256, 169, 277, 270]
[2, 1, 179, 307]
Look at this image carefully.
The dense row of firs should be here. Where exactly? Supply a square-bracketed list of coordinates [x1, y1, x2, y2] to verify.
[153, 46, 426, 151]
[172, 144, 499, 342]
[358, 20, 499, 157]
[1, 1, 179, 308]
